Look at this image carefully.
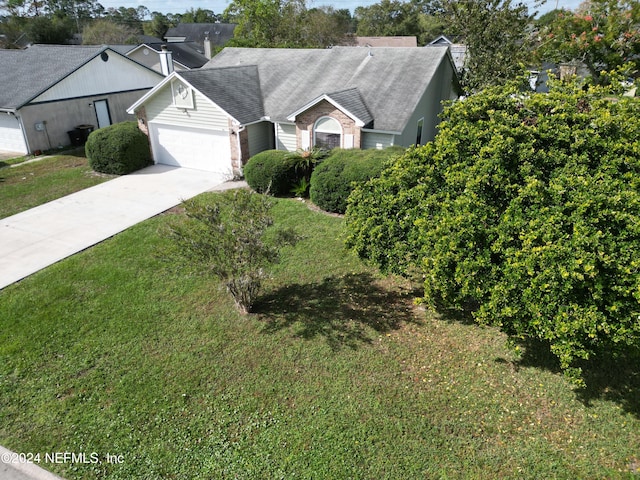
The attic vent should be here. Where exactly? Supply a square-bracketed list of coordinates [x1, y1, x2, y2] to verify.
[100, 51, 109, 62]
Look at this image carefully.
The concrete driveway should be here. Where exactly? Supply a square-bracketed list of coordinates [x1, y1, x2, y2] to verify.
[0, 164, 232, 290]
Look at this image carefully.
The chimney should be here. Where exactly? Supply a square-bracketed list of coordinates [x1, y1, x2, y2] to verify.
[159, 45, 174, 76]
[204, 33, 212, 60]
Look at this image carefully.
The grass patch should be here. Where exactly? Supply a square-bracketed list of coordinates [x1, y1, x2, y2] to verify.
[0, 154, 114, 219]
[0, 196, 639, 479]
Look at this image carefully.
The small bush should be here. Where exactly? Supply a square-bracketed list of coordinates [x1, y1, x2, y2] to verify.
[244, 150, 300, 196]
[310, 147, 404, 214]
[168, 189, 297, 314]
[86, 121, 151, 175]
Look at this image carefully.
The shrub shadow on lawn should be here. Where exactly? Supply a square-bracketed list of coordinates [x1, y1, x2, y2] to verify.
[501, 337, 640, 418]
[254, 273, 422, 350]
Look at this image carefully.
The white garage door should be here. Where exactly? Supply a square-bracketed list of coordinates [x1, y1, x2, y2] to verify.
[149, 123, 232, 174]
[0, 113, 28, 154]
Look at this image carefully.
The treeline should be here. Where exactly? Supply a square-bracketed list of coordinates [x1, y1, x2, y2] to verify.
[2, 0, 638, 92]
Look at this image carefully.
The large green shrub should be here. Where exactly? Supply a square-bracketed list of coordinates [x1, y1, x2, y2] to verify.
[310, 147, 403, 214]
[244, 150, 300, 196]
[86, 121, 151, 175]
[346, 75, 640, 381]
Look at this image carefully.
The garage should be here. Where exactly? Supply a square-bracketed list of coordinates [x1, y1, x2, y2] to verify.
[149, 123, 232, 174]
[0, 113, 28, 154]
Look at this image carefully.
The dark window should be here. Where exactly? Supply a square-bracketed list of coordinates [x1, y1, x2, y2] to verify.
[315, 132, 341, 149]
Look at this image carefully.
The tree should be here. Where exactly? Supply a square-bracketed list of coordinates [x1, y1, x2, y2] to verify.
[225, 0, 350, 48]
[354, 0, 422, 38]
[104, 6, 144, 33]
[168, 189, 297, 314]
[346, 74, 640, 382]
[301, 7, 353, 47]
[180, 7, 220, 23]
[26, 13, 73, 42]
[441, 0, 534, 92]
[143, 11, 173, 39]
[82, 18, 139, 44]
[535, 0, 640, 82]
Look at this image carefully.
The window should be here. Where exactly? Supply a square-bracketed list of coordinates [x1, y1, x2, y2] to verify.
[314, 117, 342, 149]
[416, 118, 424, 145]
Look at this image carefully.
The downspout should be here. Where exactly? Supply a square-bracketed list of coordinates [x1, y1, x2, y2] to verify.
[235, 124, 246, 177]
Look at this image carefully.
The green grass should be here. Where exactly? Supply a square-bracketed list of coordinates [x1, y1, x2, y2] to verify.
[0, 196, 639, 479]
[0, 153, 114, 219]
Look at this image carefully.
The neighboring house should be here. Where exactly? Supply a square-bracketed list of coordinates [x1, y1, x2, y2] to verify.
[164, 23, 236, 58]
[353, 36, 418, 48]
[428, 35, 467, 74]
[127, 46, 459, 178]
[0, 44, 163, 154]
[126, 42, 209, 74]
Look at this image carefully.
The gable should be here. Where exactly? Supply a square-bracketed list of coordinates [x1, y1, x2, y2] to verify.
[31, 51, 162, 104]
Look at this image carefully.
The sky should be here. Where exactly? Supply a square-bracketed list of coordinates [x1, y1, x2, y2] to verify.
[96, 0, 585, 17]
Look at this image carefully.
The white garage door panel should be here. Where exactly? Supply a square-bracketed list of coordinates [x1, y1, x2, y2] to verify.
[0, 114, 28, 154]
[150, 123, 231, 174]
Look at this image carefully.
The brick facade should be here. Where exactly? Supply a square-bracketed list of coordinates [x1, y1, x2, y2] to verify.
[294, 100, 361, 149]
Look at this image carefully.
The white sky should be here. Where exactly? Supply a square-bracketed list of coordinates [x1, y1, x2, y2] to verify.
[96, 0, 585, 17]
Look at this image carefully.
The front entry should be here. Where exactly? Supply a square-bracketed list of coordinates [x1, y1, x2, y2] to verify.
[94, 100, 112, 129]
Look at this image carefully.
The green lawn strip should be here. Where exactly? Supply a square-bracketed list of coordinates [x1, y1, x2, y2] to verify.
[0, 197, 638, 479]
[0, 155, 114, 219]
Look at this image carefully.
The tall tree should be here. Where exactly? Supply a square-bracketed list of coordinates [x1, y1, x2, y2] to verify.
[535, 0, 640, 82]
[143, 11, 174, 39]
[354, 0, 422, 37]
[180, 7, 220, 23]
[443, 0, 534, 92]
[224, 0, 282, 46]
[82, 18, 138, 44]
[26, 13, 73, 41]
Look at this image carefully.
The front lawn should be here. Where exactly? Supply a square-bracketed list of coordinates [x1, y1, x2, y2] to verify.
[0, 153, 114, 219]
[0, 196, 638, 479]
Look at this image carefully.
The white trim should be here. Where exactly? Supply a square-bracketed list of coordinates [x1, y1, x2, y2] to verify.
[287, 94, 366, 127]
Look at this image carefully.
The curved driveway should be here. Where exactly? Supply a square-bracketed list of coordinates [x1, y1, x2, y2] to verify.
[0, 165, 232, 290]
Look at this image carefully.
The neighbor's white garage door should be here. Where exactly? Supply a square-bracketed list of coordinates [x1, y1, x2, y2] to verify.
[0, 114, 28, 154]
[149, 123, 231, 174]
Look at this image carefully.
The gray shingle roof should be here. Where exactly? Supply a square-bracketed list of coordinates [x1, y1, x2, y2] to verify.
[325, 88, 373, 127]
[144, 42, 209, 69]
[164, 23, 236, 48]
[179, 66, 263, 124]
[0, 45, 122, 110]
[203, 46, 451, 132]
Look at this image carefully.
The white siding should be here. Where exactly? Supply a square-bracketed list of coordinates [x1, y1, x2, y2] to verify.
[362, 131, 394, 150]
[395, 56, 455, 147]
[247, 122, 273, 157]
[276, 123, 297, 151]
[145, 85, 230, 132]
[32, 52, 161, 103]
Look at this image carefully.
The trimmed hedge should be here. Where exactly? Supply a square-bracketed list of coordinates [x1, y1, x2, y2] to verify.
[86, 121, 151, 175]
[243, 150, 300, 196]
[310, 147, 404, 214]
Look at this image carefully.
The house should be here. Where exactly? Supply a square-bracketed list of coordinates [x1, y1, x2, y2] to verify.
[0, 45, 163, 155]
[427, 35, 467, 74]
[164, 23, 236, 58]
[127, 46, 459, 178]
[126, 42, 209, 73]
